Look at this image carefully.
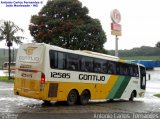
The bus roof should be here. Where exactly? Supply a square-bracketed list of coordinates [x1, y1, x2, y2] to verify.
[20, 43, 133, 63]
[38, 43, 120, 61]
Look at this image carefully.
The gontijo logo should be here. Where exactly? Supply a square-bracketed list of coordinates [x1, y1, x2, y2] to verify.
[24, 47, 37, 55]
[18, 47, 40, 62]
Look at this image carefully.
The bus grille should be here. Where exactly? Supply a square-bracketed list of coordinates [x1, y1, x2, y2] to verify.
[48, 83, 58, 98]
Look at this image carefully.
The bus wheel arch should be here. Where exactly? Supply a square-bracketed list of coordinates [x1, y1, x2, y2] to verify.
[67, 89, 79, 105]
[129, 90, 137, 101]
[79, 89, 91, 105]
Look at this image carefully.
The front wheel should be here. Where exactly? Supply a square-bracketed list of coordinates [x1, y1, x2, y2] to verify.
[67, 90, 78, 105]
[129, 91, 135, 101]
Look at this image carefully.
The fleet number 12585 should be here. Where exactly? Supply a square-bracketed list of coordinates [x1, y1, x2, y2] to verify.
[51, 72, 71, 79]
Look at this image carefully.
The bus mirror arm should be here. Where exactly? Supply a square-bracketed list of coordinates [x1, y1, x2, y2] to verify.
[146, 73, 151, 81]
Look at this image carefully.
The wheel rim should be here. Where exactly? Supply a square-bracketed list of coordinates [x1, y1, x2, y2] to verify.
[69, 92, 76, 102]
[80, 91, 90, 105]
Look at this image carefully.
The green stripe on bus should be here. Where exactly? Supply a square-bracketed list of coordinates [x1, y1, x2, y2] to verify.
[107, 76, 124, 99]
[113, 76, 131, 98]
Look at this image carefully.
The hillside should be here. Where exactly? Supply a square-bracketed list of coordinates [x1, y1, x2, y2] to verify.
[108, 46, 160, 60]
[0, 46, 160, 68]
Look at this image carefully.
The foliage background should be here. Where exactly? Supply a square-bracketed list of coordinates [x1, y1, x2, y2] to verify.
[29, 0, 107, 53]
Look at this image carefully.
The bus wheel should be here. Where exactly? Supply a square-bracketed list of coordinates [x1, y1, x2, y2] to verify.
[67, 90, 78, 105]
[108, 99, 114, 102]
[80, 90, 90, 105]
[129, 91, 135, 101]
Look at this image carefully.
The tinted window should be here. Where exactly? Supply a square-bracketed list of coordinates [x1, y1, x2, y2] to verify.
[120, 64, 129, 75]
[49, 51, 66, 69]
[49, 50, 139, 77]
[67, 53, 79, 70]
[49, 51, 58, 68]
[81, 56, 93, 72]
[116, 63, 120, 74]
[94, 59, 107, 73]
[107, 61, 116, 74]
[58, 52, 66, 69]
[102, 61, 108, 73]
[133, 65, 139, 77]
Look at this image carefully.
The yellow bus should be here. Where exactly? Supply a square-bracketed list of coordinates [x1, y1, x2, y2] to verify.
[14, 43, 147, 105]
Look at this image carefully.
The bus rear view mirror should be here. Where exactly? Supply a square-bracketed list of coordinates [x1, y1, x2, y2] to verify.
[146, 73, 151, 81]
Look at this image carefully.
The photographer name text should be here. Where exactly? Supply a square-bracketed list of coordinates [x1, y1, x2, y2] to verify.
[0, 0, 43, 7]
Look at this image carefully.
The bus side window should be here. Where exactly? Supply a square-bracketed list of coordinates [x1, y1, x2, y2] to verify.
[133, 66, 139, 77]
[107, 61, 116, 74]
[124, 64, 129, 75]
[58, 52, 66, 69]
[129, 66, 133, 76]
[67, 53, 79, 70]
[119, 64, 127, 75]
[81, 56, 93, 72]
[116, 63, 120, 75]
[102, 61, 108, 74]
[49, 50, 58, 68]
[94, 59, 103, 73]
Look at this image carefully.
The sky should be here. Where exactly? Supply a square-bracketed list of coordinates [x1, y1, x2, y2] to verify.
[0, 0, 160, 50]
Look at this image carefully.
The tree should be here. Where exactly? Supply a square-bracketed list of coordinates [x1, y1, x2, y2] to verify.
[0, 20, 25, 79]
[29, 0, 107, 53]
[156, 41, 160, 48]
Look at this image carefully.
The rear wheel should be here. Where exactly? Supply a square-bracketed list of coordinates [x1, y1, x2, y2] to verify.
[67, 90, 78, 105]
[80, 90, 90, 105]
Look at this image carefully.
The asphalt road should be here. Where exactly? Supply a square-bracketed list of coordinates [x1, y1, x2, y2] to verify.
[0, 68, 160, 119]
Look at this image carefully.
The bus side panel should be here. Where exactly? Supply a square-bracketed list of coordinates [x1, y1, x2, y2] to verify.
[43, 81, 96, 101]
[43, 74, 119, 101]
[120, 77, 145, 99]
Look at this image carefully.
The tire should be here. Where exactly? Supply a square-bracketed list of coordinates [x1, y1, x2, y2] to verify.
[129, 91, 135, 101]
[80, 90, 90, 105]
[108, 99, 114, 102]
[67, 90, 78, 105]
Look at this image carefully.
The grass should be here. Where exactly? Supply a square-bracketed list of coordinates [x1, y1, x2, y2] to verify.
[154, 94, 160, 98]
[0, 76, 14, 83]
[121, 56, 160, 61]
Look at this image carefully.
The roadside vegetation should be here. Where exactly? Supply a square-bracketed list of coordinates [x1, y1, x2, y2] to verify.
[0, 76, 14, 83]
[109, 46, 160, 61]
[154, 94, 160, 98]
[121, 56, 160, 61]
